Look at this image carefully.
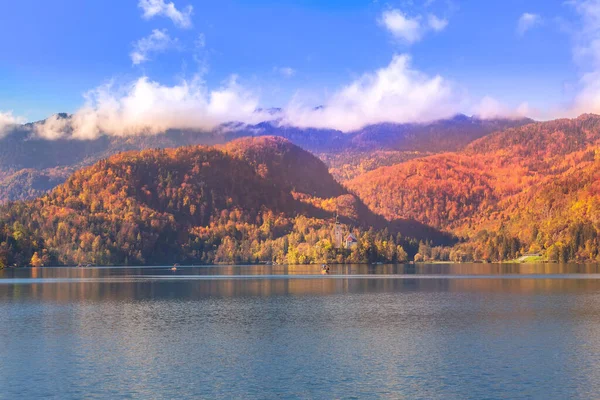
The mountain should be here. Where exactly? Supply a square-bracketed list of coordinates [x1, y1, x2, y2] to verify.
[347, 114, 600, 262]
[229, 114, 532, 153]
[0, 114, 530, 202]
[0, 137, 452, 267]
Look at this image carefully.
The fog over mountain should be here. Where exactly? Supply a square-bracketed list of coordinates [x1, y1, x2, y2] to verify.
[0, 112, 531, 203]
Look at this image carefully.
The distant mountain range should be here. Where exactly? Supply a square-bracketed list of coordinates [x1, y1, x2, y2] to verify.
[0, 113, 530, 202]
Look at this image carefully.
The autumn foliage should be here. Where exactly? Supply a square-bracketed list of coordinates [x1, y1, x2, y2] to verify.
[3, 114, 599, 266]
[348, 114, 600, 262]
[0, 137, 412, 266]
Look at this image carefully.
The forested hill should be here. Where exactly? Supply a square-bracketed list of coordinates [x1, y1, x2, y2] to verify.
[0, 114, 530, 203]
[0, 137, 450, 267]
[465, 114, 600, 156]
[347, 114, 600, 262]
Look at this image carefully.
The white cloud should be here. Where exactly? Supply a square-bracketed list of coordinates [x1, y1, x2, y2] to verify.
[195, 33, 206, 49]
[571, 0, 600, 68]
[572, 71, 600, 114]
[275, 67, 296, 78]
[471, 96, 530, 120]
[130, 29, 177, 65]
[0, 111, 25, 137]
[516, 102, 534, 117]
[138, 0, 193, 29]
[471, 96, 505, 119]
[428, 14, 448, 32]
[35, 76, 270, 140]
[281, 54, 460, 132]
[566, 0, 600, 115]
[379, 10, 423, 44]
[517, 13, 542, 36]
[379, 9, 448, 44]
[35, 114, 70, 140]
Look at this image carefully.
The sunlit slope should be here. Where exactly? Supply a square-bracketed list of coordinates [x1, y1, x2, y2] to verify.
[348, 114, 600, 261]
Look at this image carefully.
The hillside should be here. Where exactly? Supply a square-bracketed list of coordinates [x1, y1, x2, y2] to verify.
[0, 137, 451, 267]
[347, 114, 600, 262]
[0, 168, 70, 203]
[0, 114, 529, 202]
[320, 150, 432, 182]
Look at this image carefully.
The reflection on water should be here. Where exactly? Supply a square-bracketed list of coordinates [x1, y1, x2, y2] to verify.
[2, 264, 600, 399]
[3, 263, 600, 302]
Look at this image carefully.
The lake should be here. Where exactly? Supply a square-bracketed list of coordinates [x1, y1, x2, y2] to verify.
[2, 263, 600, 399]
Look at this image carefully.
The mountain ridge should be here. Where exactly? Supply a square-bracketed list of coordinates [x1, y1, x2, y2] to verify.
[0, 113, 532, 203]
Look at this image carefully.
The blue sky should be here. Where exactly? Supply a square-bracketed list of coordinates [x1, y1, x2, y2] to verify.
[0, 0, 597, 135]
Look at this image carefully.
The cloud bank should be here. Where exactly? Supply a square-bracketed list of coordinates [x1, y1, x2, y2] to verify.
[35, 76, 270, 140]
[471, 96, 531, 120]
[281, 54, 460, 132]
[131, 29, 177, 65]
[138, 0, 193, 28]
[34, 54, 528, 139]
[0, 111, 25, 137]
[379, 9, 448, 44]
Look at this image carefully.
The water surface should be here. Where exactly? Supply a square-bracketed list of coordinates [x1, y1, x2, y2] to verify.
[2, 263, 600, 399]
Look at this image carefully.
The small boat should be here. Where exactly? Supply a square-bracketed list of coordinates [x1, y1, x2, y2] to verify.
[320, 264, 330, 275]
[171, 263, 179, 271]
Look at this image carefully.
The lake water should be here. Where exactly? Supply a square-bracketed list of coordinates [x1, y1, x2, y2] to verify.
[3, 264, 600, 399]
